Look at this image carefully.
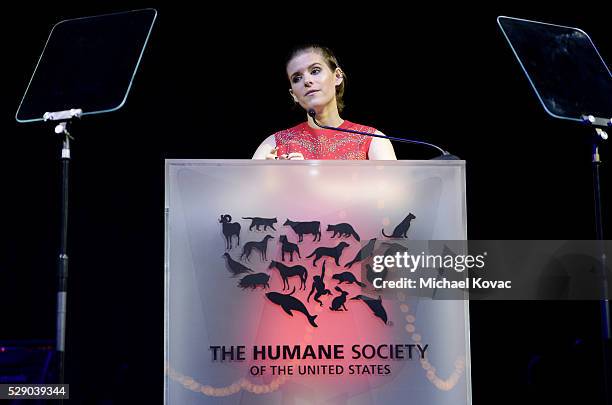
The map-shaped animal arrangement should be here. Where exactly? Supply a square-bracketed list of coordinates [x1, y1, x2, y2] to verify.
[219, 213, 417, 328]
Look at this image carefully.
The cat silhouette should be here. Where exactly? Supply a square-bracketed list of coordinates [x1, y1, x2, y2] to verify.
[382, 213, 416, 238]
[243, 217, 277, 231]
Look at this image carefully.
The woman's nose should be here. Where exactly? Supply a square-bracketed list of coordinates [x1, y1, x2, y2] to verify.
[303, 75, 313, 87]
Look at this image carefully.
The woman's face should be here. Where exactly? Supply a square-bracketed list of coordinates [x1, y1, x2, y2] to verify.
[286, 51, 343, 112]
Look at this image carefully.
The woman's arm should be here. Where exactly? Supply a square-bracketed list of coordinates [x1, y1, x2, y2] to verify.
[368, 131, 397, 160]
[252, 135, 277, 159]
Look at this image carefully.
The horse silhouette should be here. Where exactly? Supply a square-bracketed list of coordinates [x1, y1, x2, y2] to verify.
[268, 260, 308, 290]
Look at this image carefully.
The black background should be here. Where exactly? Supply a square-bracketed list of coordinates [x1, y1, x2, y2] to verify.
[1, 2, 611, 404]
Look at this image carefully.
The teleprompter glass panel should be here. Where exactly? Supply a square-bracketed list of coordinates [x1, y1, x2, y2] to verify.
[16, 9, 156, 122]
[498, 16, 612, 122]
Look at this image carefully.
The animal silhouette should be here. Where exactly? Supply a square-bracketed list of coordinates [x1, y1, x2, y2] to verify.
[372, 242, 410, 287]
[366, 263, 388, 287]
[307, 242, 350, 266]
[381, 242, 410, 257]
[268, 260, 308, 290]
[332, 271, 366, 287]
[330, 286, 349, 311]
[243, 217, 277, 231]
[344, 238, 377, 268]
[222, 252, 253, 277]
[240, 235, 274, 262]
[351, 295, 389, 324]
[327, 223, 360, 241]
[238, 273, 270, 290]
[266, 287, 318, 327]
[307, 261, 332, 306]
[279, 235, 301, 262]
[382, 213, 416, 238]
[219, 214, 241, 249]
[283, 219, 321, 242]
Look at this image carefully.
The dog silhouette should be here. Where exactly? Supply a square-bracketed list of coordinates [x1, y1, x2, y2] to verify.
[307, 242, 350, 267]
[240, 235, 274, 262]
[279, 235, 301, 262]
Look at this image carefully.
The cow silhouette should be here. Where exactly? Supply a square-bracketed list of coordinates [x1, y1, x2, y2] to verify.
[283, 219, 321, 242]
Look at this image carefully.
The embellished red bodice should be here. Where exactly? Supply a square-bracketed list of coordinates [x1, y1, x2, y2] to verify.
[274, 120, 375, 160]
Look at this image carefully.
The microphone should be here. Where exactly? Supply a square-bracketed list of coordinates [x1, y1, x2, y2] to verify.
[307, 109, 459, 160]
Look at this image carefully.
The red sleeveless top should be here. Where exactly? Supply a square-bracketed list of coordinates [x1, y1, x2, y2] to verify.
[274, 120, 375, 160]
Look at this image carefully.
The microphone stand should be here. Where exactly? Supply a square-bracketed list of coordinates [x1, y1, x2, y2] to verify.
[307, 109, 460, 160]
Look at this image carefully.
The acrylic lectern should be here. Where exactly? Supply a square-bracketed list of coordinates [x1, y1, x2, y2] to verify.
[164, 159, 471, 405]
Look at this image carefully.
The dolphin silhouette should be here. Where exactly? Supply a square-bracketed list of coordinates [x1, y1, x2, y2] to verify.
[266, 287, 318, 327]
[351, 295, 388, 324]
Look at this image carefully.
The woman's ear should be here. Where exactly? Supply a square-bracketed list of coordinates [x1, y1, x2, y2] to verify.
[289, 89, 298, 103]
[335, 68, 344, 86]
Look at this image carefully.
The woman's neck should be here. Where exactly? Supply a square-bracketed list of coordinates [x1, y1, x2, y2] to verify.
[306, 103, 343, 128]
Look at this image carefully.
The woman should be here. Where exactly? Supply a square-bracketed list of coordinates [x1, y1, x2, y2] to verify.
[252, 45, 397, 160]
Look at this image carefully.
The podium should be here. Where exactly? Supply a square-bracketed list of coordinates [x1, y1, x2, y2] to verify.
[164, 159, 471, 404]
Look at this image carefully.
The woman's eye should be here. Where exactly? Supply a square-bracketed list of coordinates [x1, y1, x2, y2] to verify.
[311, 68, 321, 75]
[292, 76, 302, 83]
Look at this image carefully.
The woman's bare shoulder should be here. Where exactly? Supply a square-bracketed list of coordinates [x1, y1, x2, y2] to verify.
[369, 130, 397, 160]
[252, 134, 277, 159]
